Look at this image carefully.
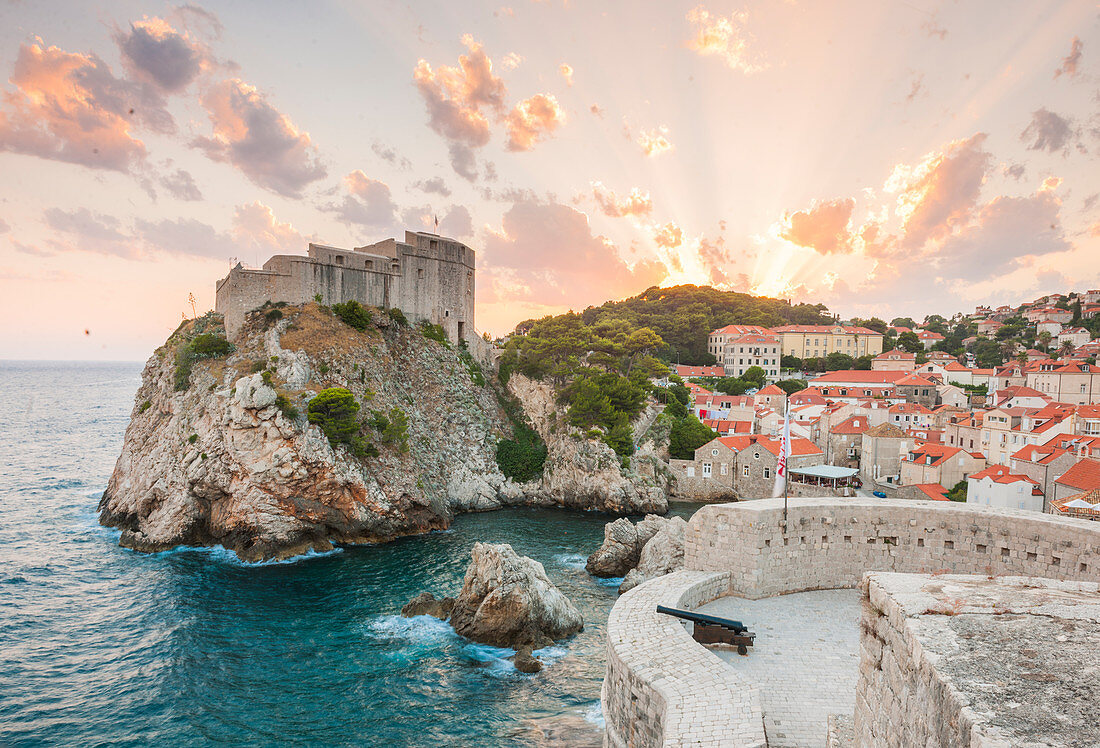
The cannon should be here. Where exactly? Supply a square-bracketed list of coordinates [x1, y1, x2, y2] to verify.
[656, 605, 756, 655]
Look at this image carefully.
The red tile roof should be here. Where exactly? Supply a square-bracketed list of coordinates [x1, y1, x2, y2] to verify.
[913, 484, 950, 500]
[710, 324, 770, 336]
[756, 384, 785, 396]
[809, 370, 909, 384]
[771, 324, 882, 335]
[896, 374, 937, 387]
[831, 416, 870, 434]
[677, 365, 725, 377]
[904, 443, 964, 467]
[1055, 459, 1100, 492]
[970, 464, 1040, 488]
[715, 435, 823, 457]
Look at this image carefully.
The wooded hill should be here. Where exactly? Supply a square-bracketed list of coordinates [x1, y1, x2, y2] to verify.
[511, 285, 834, 365]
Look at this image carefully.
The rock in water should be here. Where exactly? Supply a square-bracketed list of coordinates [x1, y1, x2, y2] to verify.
[585, 513, 667, 577]
[450, 543, 583, 649]
[619, 516, 687, 593]
[401, 592, 455, 619]
[513, 645, 543, 674]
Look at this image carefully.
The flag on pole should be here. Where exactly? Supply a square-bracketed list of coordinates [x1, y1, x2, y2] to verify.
[773, 406, 791, 498]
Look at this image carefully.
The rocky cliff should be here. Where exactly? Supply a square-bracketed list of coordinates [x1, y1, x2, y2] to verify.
[100, 303, 668, 561]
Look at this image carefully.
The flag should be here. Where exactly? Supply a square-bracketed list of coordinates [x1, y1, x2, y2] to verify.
[773, 404, 791, 498]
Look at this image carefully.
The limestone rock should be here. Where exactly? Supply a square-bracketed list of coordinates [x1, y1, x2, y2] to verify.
[619, 516, 687, 593]
[450, 543, 583, 649]
[100, 304, 673, 563]
[401, 592, 455, 620]
[585, 513, 668, 577]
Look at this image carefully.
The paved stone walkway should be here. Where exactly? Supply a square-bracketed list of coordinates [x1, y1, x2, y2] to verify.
[699, 589, 861, 748]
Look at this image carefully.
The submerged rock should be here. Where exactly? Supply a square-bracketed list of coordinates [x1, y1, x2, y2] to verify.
[450, 542, 583, 650]
[401, 592, 454, 620]
[513, 645, 543, 674]
[619, 516, 687, 593]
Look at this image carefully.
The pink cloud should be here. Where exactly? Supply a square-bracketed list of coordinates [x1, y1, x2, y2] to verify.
[193, 78, 326, 196]
[781, 198, 856, 254]
[115, 17, 210, 92]
[591, 182, 653, 218]
[505, 93, 565, 151]
[653, 222, 683, 248]
[413, 35, 506, 149]
[0, 40, 171, 171]
[482, 199, 667, 309]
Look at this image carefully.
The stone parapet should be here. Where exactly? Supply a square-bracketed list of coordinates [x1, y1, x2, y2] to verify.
[855, 573, 1100, 747]
[685, 498, 1100, 598]
[603, 498, 1100, 746]
[602, 570, 765, 748]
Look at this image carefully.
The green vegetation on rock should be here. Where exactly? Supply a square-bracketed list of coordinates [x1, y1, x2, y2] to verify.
[331, 300, 373, 331]
[308, 388, 374, 457]
[419, 321, 449, 346]
[494, 383, 547, 482]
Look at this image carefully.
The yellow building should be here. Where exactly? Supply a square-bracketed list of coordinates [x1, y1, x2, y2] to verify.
[770, 325, 884, 360]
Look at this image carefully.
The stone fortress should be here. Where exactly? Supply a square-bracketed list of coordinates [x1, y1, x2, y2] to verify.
[603, 497, 1100, 747]
[215, 230, 476, 343]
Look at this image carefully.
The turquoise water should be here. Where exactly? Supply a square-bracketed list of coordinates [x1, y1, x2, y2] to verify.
[0, 361, 697, 746]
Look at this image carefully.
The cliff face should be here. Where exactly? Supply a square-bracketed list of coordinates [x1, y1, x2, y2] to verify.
[100, 304, 667, 561]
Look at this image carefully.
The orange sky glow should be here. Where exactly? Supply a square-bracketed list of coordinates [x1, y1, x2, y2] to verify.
[1, 0, 1098, 359]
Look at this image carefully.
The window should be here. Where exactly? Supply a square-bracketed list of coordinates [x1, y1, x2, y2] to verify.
[417, 268, 425, 279]
[365, 260, 373, 269]
[742, 465, 749, 477]
[711, 448, 719, 456]
[334, 255, 344, 265]
[721, 463, 728, 475]
[764, 467, 771, 479]
[686, 467, 695, 477]
[702, 462, 712, 477]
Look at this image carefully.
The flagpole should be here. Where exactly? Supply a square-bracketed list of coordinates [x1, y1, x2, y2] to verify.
[783, 391, 788, 529]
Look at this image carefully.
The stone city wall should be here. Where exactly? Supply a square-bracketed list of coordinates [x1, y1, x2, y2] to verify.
[603, 498, 1100, 746]
[685, 498, 1100, 599]
[602, 570, 764, 748]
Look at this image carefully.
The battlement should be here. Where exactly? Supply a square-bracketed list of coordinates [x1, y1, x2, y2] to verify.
[214, 229, 476, 342]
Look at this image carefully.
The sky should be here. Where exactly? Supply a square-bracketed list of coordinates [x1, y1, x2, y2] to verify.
[1, 0, 1098, 360]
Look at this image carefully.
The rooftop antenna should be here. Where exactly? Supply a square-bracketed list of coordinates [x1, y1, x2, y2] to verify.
[434, 214, 439, 232]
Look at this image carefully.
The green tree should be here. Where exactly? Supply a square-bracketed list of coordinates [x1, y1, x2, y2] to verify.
[890, 317, 917, 329]
[564, 378, 614, 428]
[781, 355, 802, 370]
[190, 333, 233, 358]
[669, 415, 718, 460]
[945, 480, 967, 502]
[896, 331, 923, 353]
[824, 352, 855, 370]
[742, 366, 766, 386]
[775, 379, 807, 395]
[664, 396, 688, 419]
[308, 388, 364, 453]
[853, 355, 873, 370]
[603, 421, 635, 457]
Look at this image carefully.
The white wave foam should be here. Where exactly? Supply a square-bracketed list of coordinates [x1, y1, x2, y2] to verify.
[366, 614, 457, 646]
[582, 701, 605, 728]
[141, 543, 343, 566]
[553, 553, 587, 570]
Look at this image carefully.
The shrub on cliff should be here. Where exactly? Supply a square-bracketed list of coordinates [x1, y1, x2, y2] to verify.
[331, 300, 373, 331]
[368, 407, 409, 452]
[419, 321, 449, 346]
[308, 388, 368, 455]
[386, 307, 408, 327]
[495, 390, 547, 482]
[190, 333, 234, 359]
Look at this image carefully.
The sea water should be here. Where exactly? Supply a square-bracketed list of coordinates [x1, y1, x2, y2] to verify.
[0, 361, 697, 747]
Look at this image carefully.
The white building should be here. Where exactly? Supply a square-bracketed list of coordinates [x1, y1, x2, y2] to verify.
[718, 334, 782, 379]
[966, 464, 1043, 512]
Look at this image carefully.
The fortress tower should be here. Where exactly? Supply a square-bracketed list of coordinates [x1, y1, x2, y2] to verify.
[215, 230, 476, 343]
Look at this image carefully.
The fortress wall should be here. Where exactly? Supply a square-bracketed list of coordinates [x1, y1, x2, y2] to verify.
[214, 232, 478, 343]
[685, 498, 1100, 598]
[854, 573, 1100, 747]
[602, 570, 764, 748]
[603, 498, 1100, 746]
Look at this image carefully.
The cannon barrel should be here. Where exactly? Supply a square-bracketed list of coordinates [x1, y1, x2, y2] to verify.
[656, 605, 748, 634]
